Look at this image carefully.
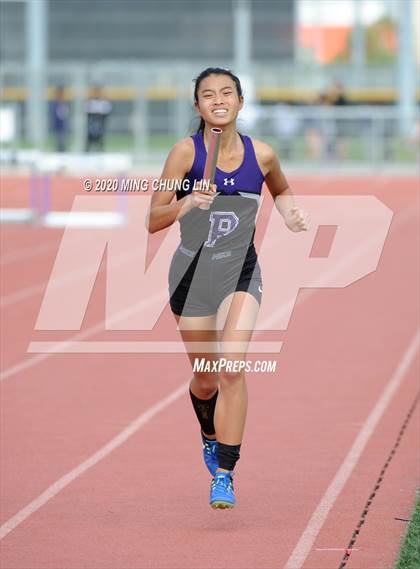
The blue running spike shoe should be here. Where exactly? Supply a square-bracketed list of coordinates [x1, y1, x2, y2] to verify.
[210, 471, 236, 509]
[202, 434, 218, 476]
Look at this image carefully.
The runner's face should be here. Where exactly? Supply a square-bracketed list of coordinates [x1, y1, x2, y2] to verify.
[195, 74, 243, 128]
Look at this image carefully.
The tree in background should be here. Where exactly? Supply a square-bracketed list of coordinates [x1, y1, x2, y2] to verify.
[333, 16, 397, 65]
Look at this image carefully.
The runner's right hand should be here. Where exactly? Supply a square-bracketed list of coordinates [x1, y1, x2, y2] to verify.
[190, 181, 217, 210]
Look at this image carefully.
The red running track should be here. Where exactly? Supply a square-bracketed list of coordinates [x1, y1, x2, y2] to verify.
[0, 174, 419, 569]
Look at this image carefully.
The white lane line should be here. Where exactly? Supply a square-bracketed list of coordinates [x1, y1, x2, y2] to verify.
[0, 238, 142, 309]
[0, 196, 416, 540]
[0, 195, 264, 309]
[1, 241, 59, 267]
[258, 202, 418, 333]
[0, 190, 389, 311]
[0, 381, 189, 540]
[0, 203, 415, 380]
[0, 289, 168, 382]
[283, 329, 420, 569]
[0, 299, 283, 537]
[1, 281, 49, 308]
[314, 548, 360, 551]
[0, 297, 281, 538]
[0, 230, 93, 268]
[253, 204, 415, 338]
[1, 235, 92, 307]
[1, 333, 417, 545]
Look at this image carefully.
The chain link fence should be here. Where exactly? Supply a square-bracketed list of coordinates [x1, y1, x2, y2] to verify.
[1, 63, 418, 169]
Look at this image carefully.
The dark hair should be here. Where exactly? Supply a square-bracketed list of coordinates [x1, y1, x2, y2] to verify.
[193, 67, 243, 133]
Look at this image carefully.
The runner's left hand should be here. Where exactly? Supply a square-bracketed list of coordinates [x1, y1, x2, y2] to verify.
[284, 206, 310, 232]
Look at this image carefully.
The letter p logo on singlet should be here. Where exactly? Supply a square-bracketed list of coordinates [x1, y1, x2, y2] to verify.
[204, 211, 239, 247]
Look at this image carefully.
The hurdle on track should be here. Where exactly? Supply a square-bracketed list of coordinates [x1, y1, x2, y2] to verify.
[0, 152, 133, 228]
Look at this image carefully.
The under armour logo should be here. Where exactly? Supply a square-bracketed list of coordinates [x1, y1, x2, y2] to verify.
[223, 177, 235, 186]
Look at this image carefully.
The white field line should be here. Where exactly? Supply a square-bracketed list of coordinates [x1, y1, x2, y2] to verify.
[1, 238, 143, 308]
[0, 381, 189, 540]
[258, 204, 416, 332]
[1, 202, 415, 380]
[0, 289, 168, 382]
[1, 241, 59, 267]
[283, 329, 420, 569]
[0, 198, 417, 544]
[314, 548, 359, 551]
[1, 325, 417, 545]
[0, 282, 292, 538]
[0, 194, 267, 309]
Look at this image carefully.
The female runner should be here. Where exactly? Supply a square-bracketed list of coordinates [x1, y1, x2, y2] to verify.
[146, 67, 310, 509]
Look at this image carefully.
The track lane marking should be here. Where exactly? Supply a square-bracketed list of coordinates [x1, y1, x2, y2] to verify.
[0, 381, 189, 540]
[0, 185, 417, 542]
[283, 329, 419, 569]
[3, 201, 416, 381]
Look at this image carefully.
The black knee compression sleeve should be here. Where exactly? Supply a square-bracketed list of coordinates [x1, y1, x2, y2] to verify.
[217, 442, 241, 471]
[189, 388, 218, 436]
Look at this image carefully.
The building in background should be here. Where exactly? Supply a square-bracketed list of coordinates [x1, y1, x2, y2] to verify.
[0, 0, 294, 63]
[0, 0, 417, 165]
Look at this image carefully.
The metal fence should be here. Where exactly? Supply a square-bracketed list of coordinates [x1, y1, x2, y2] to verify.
[252, 105, 419, 168]
[0, 63, 418, 169]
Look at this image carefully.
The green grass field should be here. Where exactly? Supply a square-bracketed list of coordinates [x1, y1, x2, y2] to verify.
[394, 491, 420, 569]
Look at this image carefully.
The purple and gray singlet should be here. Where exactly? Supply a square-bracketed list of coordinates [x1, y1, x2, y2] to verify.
[168, 131, 265, 316]
[176, 130, 265, 253]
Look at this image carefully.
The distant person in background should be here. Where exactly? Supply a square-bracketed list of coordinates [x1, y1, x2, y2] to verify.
[85, 86, 112, 152]
[405, 118, 420, 161]
[304, 92, 334, 160]
[50, 85, 70, 152]
[272, 103, 300, 161]
[237, 101, 261, 134]
[331, 81, 349, 107]
[330, 81, 349, 159]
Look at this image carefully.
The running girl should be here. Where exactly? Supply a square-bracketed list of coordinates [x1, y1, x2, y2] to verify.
[146, 67, 310, 509]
